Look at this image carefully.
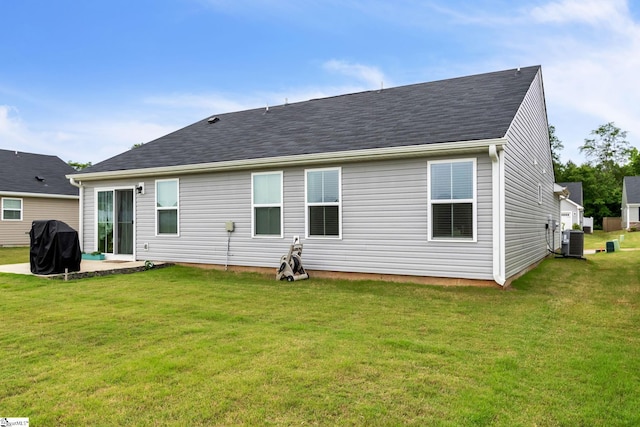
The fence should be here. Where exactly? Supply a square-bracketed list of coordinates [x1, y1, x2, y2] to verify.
[602, 217, 622, 232]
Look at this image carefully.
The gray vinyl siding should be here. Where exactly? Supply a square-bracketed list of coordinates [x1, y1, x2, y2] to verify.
[504, 69, 559, 278]
[81, 184, 94, 252]
[0, 195, 78, 246]
[81, 155, 493, 280]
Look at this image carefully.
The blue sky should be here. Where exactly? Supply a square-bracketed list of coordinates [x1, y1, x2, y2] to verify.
[1, 0, 639, 167]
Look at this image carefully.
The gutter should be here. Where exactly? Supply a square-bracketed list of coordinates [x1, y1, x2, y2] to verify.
[68, 177, 84, 251]
[0, 191, 78, 200]
[489, 144, 506, 286]
[67, 137, 508, 182]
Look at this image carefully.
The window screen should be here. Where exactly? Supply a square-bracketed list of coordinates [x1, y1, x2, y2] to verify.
[253, 172, 282, 236]
[306, 169, 340, 237]
[429, 160, 475, 240]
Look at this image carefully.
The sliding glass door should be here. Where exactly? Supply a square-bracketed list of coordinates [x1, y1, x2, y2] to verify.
[97, 188, 134, 256]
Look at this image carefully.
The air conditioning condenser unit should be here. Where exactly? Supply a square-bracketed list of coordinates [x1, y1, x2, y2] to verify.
[561, 230, 584, 258]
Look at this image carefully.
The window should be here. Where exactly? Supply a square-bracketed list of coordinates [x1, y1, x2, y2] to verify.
[306, 168, 341, 238]
[428, 159, 476, 240]
[2, 198, 22, 221]
[252, 172, 283, 237]
[156, 179, 179, 235]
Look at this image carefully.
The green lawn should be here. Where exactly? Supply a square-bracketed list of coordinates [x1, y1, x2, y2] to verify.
[0, 246, 29, 265]
[584, 229, 640, 249]
[1, 250, 638, 425]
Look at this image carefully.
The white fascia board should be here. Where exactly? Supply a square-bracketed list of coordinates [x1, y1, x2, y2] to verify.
[0, 191, 79, 200]
[563, 198, 583, 211]
[553, 183, 570, 198]
[68, 138, 507, 182]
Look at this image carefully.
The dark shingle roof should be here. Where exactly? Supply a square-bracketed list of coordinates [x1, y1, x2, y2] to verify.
[0, 149, 79, 196]
[558, 182, 583, 206]
[624, 176, 640, 203]
[83, 66, 541, 174]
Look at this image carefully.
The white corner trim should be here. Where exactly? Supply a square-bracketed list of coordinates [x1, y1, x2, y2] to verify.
[489, 144, 506, 286]
[69, 178, 84, 251]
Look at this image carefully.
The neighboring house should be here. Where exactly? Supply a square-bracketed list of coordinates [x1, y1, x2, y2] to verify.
[1, 149, 80, 246]
[621, 176, 640, 230]
[68, 65, 561, 286]
[558, 182, 584, 231]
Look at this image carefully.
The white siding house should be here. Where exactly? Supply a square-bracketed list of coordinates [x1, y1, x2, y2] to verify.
[557, 182, 585, 231]
[622, 176, 640, 230]
[69, 66, 561, 286]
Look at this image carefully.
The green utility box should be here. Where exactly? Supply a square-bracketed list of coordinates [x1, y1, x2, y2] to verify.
[606, 241, 615, 253]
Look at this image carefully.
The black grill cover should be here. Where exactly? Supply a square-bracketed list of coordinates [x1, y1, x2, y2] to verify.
[29, 220, 82, 275]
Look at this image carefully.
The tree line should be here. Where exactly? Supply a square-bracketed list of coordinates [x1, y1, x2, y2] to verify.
[552, 122, 637, 229]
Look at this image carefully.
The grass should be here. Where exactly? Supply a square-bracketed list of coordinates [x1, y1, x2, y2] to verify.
[584, 229, 640, 249]
[0, 246, 29, 265]
[1, 250, 639, 425]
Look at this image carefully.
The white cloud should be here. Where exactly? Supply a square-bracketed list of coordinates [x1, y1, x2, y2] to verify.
[0, 105, 177, 164]
[519, 0, 640, 162]
[60, 120, 177, 164]
[530, 0, 629, 27]
[323, 59, 389, 89]
[0, 105, 53, 152]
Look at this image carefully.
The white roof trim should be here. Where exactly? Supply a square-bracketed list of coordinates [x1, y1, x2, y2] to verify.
[68, 138, 508, 181]
[554, 183, 570, 198]
[561, 197, 584, 210]
[0, 191, 79, 200]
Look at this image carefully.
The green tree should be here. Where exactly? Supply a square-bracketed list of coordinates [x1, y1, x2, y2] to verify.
[579, 122, 630, 170]
[549, 125, 564, 178]
[624, 147, 640, 176]
[68, 161, 92, 171]
[559, 123, 632, 228]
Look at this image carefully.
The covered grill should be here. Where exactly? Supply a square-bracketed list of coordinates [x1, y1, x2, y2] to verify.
[29, 220, 82, 275]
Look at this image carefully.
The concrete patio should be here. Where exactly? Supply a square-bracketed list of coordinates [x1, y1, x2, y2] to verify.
[0, 260, 167, 280]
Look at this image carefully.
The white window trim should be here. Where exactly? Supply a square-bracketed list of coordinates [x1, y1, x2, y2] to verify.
[155, 178, 180, 237]
[1, 197, 23, 221]
[93, 186, 136, 259]
[427, 158, 477, 242]
[305, 167, 342, 239]
[251, 171, 284, 238]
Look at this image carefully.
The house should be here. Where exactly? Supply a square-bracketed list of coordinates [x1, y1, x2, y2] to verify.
[558, 182, 584, 231]
[1, 149, 79, 246]
[621, 176, 640, 230]
[68, 65, 561, 287]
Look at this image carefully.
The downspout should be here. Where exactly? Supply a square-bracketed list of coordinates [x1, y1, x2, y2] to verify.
[489, 145, 506, 286]
[69, 177, 84, 252]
